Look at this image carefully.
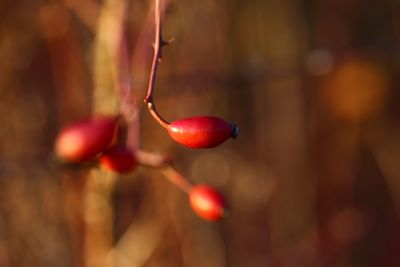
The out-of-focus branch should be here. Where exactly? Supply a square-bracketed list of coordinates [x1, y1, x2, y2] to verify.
[93, 0, 140, 146]
[85, 1, 131, 267]
[61, 0, 100, 30]
[38, 3, 91, 123]
[93, 0, 131, 116]
[83, 171, 117, 267]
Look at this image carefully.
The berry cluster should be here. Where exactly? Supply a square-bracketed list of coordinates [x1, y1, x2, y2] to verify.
[54, 0, 238, 222]
[55, 115, 138, 173]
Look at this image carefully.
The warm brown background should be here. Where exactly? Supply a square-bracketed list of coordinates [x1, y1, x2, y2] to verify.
[1, 0, 400, 266]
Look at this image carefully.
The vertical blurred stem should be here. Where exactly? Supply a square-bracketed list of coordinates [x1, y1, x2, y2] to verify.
[84, 171, 117, 267]
[39, 3, 91, 123]
[93, 0, 129, 116]
[84, 0, 129, 267]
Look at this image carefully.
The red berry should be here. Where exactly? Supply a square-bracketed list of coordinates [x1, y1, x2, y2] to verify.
[167, 116, 238, 149]
[55, 116, 118, 162]
[189, 185, 228, 221]
[99, 146, 137, 173]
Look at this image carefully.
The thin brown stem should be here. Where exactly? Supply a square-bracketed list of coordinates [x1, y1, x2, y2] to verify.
[161, 165, 193, 194]
[148, 102, 170, 129]
[144, 0, 161, 103]
[135, 149, 170, 167]
[135, 150, 193, 193]
[144, 0, 170, 129]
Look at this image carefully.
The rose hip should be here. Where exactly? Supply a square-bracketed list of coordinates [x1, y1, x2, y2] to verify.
[189, 184, 228, 221]
[167, 116, 238, 149]
[55, 116, 118, 162]
[99, 146, 137, 173]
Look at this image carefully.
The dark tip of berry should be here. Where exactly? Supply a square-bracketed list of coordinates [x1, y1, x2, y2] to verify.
[231, 124, 239, 139]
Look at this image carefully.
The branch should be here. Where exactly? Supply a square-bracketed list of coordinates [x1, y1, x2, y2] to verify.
[144, 0, 171, 130]
[61, 0, 100, 31]
[161, 165, 193, 194]
[136, 150, 193, 193]
[144, 0, 162, 104]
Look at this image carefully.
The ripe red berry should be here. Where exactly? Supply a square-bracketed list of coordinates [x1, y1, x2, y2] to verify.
[167, 116, 238, 149]
[99, 146, 137, 173]
[55, 116, 118, 162]
[189, 185, 228, 221]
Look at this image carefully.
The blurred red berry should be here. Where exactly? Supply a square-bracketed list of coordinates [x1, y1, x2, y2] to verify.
[167, 116, 238, 149]
[189, 185, 228, 221]
[99, 146, 137, 173]
[55, 116, 118, 162]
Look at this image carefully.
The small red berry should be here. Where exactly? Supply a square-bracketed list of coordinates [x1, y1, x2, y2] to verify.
[189, 185, 228, 221]
[167, 116, 238, 149]
[55, 116, 118, 162]
[99, 146, 137, 173]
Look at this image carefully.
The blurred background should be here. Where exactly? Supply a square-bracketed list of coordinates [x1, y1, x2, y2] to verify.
[1, 0, 400, 266]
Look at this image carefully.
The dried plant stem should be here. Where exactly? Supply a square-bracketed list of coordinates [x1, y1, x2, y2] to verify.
[144, 0, 170, 129]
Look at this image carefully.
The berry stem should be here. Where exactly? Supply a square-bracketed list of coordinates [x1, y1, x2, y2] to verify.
[135, 150, 193, 193]
[144, 0, 170, 129]
[161, 165, 194, 194]
[135, 149, 170, 167]
[147, 102, 170, 129]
